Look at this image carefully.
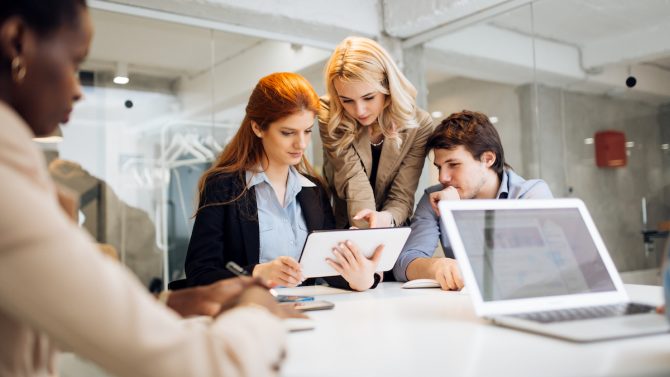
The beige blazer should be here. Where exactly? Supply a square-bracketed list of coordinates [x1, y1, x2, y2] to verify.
[0, 102, 285, 377]
[319, 98, 434, 228]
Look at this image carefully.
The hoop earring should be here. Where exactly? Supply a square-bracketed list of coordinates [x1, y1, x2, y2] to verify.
[11, 57, 27, 84]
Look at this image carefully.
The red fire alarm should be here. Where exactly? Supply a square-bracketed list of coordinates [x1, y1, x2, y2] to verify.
[595, 130, 626, 168]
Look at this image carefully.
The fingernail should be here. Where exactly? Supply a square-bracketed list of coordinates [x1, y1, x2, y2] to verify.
[346, 240, 352, 246]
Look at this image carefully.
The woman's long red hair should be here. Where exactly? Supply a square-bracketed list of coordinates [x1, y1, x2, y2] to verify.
[197, 72, 323, 207]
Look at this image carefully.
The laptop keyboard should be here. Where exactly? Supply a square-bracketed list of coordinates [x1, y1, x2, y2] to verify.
[511, 303, 655, 324]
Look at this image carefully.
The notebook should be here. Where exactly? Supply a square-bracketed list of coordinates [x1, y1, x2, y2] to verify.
[438, 198, 669, 342]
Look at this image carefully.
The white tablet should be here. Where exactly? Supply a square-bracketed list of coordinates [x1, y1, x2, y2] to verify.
[298, 227, 411, 278]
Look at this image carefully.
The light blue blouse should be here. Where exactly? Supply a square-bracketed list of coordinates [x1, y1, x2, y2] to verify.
[246, 167, 316, 263]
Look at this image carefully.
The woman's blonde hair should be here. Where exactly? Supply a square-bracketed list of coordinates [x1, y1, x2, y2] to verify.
[320, 36, 418, 154]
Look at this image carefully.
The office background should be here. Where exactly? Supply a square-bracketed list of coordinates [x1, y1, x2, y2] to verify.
[40, 0, 670, 289]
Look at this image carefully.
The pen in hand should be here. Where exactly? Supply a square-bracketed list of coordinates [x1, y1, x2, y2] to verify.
[225, 261, 278, 297]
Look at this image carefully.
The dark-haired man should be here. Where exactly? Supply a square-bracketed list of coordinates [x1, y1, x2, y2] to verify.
[393, 110, 553, 290]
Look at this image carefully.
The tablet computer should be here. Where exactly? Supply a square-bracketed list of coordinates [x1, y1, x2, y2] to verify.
[298, 227, 411, 278]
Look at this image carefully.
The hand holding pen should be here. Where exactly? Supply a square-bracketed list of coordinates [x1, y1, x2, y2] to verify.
[226, 261, 307, 319]
[225, 261, 279, 297]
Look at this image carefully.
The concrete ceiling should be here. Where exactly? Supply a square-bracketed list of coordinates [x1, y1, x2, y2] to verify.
[85, 0, 670, 109]
[491, 0, 670, 47]
[86, 8, 263, 78]
[425, 0, 670, 104]
[649, 56, 670, 71]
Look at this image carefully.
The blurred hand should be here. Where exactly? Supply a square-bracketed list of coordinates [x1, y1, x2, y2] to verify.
[352, 209, 394, 228]
[238, 286, 307, 319]
[326, 240, 384, 291]
[429, 186, 460, 216]
[432, 258, 464, 291]
[55, 186, 78, 222]
[253, 256, 304, 287]
[167, 277, 262, 317]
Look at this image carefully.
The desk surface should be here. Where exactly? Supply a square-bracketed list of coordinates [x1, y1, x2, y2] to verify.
[278, 283, 670, 377]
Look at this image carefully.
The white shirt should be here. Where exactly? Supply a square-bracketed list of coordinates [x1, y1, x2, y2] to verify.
[0, 102, 286, 377]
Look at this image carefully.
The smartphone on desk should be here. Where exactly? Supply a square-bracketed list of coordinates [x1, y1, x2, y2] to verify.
[277, 295, 314, 303]
[293, 300, 335, 312]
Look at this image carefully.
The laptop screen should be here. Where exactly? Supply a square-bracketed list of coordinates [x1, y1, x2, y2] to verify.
[451, 207, 617, 301]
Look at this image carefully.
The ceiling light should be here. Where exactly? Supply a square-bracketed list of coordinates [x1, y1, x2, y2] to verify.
[489, 116, 499, 124]
[661, 144, 669, 150]
[584, 138, 594, 145]
[113, 62, 129, 85]
[431, 111, 443, 118]
[625, 141, 635, 148]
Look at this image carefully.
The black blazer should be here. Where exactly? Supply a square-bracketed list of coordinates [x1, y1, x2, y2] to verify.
[185, 172, 360, 289]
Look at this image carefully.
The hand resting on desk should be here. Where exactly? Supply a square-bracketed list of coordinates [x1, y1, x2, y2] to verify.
[167, 277, 305, 319]
[406, 257, 465, 291]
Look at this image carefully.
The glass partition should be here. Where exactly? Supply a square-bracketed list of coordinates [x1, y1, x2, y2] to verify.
[530, 0, 670, 278]
[48, 8, 329, 289]
[44, 1, 670, 289]
[425, 0, 670, 281]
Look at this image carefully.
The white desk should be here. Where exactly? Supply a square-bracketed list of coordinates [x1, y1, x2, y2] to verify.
[279, 283, 670, 377]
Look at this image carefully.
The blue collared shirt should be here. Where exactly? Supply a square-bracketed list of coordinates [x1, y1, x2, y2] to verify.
[392, 169, 553, 281]
[246, 167, 316, 263]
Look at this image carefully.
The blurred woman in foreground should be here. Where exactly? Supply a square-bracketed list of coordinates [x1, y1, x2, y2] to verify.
[0, 1, 293, 376]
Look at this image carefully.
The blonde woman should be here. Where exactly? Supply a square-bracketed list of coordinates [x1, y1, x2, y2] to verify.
[319, 36, 434, 229]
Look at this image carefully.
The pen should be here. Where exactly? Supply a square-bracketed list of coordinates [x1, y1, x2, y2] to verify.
[225, 261, 278, 297]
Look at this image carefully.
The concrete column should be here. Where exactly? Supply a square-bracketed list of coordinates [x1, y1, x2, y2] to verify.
[516, 83, 541, 180]
[659, 104, 670, 214]
[403, 44, 428, 110]
[378, 35, 432, 216]
[402, 43, 433, 208]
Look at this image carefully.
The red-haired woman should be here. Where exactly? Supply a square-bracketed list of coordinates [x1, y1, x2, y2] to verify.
[185, 72, 383, 291]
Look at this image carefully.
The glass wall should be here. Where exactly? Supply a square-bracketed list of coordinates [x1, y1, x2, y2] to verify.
[43, 8, 329, 289]
[42, 1, 670, 290]
[425, 0, 670, 281]
[530, 0, 670, 277]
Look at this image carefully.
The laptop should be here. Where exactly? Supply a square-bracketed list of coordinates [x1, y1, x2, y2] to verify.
[438, 198, 670, 342]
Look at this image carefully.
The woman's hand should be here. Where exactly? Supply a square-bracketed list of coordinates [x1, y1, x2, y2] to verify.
[253, 256, 304, 287]
[166, 276, 263, 317]
[326, 240, 384, 291]
[237, 286, 307, 319]
[352, 209, 394, 228]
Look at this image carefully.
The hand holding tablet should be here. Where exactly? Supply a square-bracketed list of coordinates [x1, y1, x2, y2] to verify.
[326, 240, 384, 291]
[298, 227, 411, 279]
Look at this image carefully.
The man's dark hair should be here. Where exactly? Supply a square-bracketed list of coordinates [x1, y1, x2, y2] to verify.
[0, 0, 87, 36]
[426, 110, 509, 176]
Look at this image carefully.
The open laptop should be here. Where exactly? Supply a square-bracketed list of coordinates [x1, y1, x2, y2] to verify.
[438, 198, 669, 342]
